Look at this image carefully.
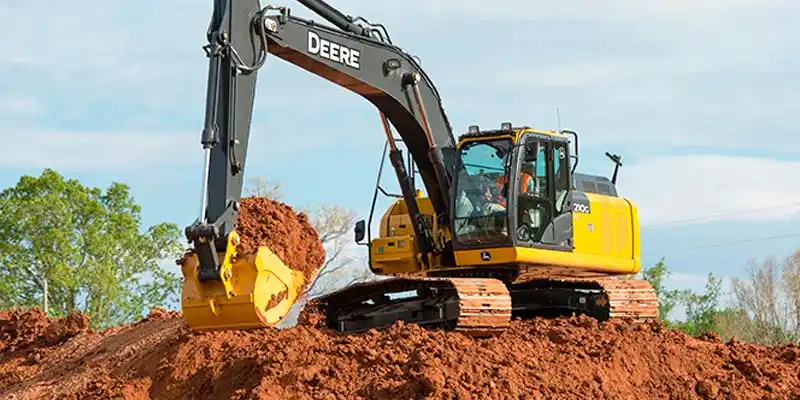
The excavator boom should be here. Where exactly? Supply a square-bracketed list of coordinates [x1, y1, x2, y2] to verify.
[186, 0, 460, 266]
[259, 4, 458, 213]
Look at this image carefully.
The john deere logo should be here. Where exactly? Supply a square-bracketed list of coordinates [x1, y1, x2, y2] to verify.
[480, 251, 491, 261]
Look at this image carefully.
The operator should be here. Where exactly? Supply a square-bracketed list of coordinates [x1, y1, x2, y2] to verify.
[480, 180, 506, 215]
[495, 169, 535, 197]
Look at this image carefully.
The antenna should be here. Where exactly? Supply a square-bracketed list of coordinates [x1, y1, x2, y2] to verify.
[605, 152, 623, 184]
[556, 108, 562, 133]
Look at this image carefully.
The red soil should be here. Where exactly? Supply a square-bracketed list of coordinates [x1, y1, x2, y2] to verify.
[235, 196, 326, 282]
[2, 307, 798, 400]
[5, 197, 798, 399]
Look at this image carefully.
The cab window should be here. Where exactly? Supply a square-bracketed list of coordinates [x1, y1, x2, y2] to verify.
[553, 143, 570, 213]
[453, 139, 512, 245]
[518, 142, 548, 198]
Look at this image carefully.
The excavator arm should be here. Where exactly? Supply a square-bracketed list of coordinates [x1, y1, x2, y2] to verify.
[182, 0, 459, 330]
[186, 0, 459, 275]
[262, 4, 459, 205]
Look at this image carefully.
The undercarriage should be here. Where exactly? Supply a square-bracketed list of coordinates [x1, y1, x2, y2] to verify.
[315, 272, 659, 336]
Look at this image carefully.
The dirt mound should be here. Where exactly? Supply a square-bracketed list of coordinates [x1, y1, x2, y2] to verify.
[42, 312, 90, 345]
[5, 197, 798, 398]
[2, 308, 799, 400]
[1, 308, 51, 354]
[1, 308, 90, 354]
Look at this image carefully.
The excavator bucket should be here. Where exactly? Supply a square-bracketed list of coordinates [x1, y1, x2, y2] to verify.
[179, 232, 310, 331]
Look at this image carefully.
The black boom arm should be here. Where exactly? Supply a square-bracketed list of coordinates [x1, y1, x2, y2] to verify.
[186, 0, 457, 278]
[261, 4, 457, 212]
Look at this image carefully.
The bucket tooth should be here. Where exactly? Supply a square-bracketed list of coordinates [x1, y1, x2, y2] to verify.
[180, 233, 307, 331]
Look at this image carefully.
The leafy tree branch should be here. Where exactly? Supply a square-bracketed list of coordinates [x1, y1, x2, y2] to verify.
[0, 169, 183, 329]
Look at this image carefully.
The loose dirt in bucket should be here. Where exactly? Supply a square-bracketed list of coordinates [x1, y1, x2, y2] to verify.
[2, 307, 799, 400]
[235, 196, 326, 284]
[177, 196, 326, 298]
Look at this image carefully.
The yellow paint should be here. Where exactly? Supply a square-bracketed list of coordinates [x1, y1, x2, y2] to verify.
[452, 245, 635, 274]
[446, 193, 639, 276]
[570, 193, 641, 274]
[180, 230, 309, 331]
[217, 231, 239, 299]
[370, 235, 419, 273]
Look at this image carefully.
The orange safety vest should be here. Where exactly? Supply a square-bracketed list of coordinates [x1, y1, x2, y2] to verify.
[496, 173, 534, 193]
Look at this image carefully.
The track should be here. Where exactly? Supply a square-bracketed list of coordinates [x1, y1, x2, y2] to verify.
[600, 278, 661, 320]
[316, 276, 512, 336]
[450, 278, 512, 336]
[316, 275, 659, 336]
[508, 277, 659, 322]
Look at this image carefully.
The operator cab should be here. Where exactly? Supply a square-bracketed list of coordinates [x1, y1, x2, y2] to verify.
[451, 123, 576, 252]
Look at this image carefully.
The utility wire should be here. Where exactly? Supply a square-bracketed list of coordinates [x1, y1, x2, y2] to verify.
[642, 232, 800, 256]
[642, 202, 800, 229]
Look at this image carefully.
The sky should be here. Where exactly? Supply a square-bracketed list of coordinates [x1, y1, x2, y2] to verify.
[1, 0, 799, 312]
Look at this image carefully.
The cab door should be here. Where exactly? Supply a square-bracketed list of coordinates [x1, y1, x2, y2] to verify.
[539, 140, 574, 249]
[512, 134, 573, 251]
[513, 136, 552, 245]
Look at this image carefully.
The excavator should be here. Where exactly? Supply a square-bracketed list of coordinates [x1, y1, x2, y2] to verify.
[180, 0, 659, 335]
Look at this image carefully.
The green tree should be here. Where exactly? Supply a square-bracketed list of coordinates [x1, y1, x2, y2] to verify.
[637, 259, 723, 335]
[672, 273, 722, 336]
[638, 258, 682, 323]
[714, 307, 794, 344]
[0, 169, 183, 329]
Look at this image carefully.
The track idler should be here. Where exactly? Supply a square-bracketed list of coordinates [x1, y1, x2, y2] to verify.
[179, 231, 309, 331]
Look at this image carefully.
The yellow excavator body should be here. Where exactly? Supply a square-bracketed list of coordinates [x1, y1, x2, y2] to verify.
[372, 192, 641, 278]
[371, 129, 641, 280]
[179, 232, 310, 331]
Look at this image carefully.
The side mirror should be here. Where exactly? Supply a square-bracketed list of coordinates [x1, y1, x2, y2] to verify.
[354, 219, 366, 244]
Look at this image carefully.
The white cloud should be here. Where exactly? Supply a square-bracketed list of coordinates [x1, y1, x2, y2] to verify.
[332, 0, 789, 23]
[619, 154, 800, 226]
[158, 257, 182, 276]
[0, 129, 195, 171]
[2, 1, 796, 151]
[0, 94, 43, 116]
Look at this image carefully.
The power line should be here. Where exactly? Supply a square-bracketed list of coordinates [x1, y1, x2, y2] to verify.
[642, 232, 800, 256]
[642, 202, 800, 229]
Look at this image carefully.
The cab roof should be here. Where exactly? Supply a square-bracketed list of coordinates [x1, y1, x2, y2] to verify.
[457, 124, 569, 143]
